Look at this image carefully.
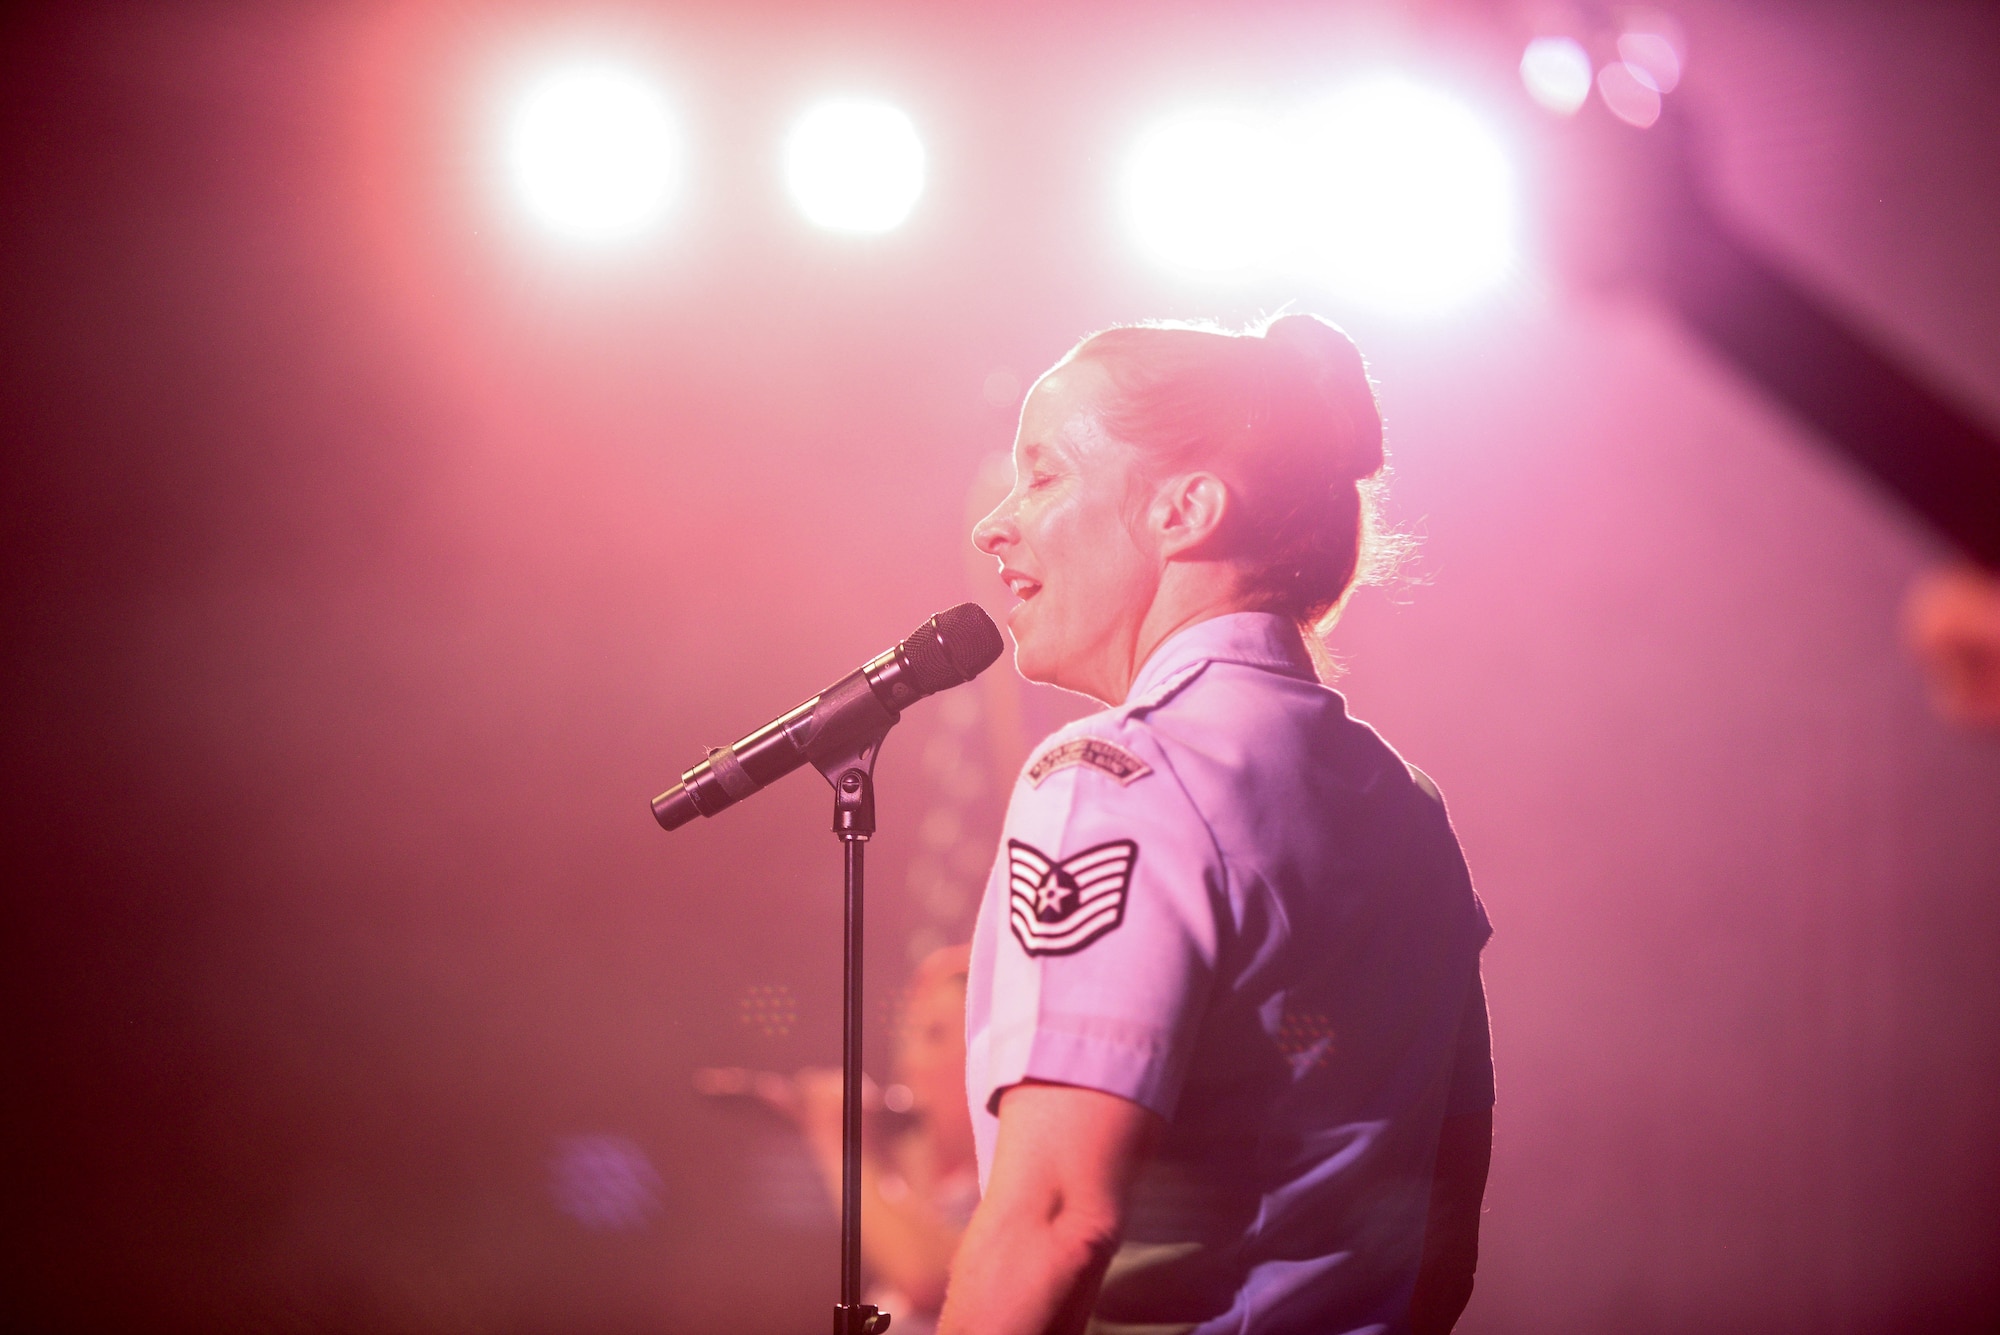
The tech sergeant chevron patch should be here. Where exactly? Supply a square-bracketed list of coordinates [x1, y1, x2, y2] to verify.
[1006, 838, 1139, 957]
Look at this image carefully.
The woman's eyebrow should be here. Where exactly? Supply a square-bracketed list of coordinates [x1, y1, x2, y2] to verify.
[1027, 433, 1079, 463]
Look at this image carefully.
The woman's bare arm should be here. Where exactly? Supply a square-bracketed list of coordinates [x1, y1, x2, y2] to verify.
[937, 1081, 1158, 1335]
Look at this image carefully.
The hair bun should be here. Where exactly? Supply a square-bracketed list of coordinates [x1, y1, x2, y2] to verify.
[1260, 314, 1384, 483]
[1062, 314, 1402, 634]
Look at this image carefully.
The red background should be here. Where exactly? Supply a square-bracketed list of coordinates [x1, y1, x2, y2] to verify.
[3, 3, 1997, 1331]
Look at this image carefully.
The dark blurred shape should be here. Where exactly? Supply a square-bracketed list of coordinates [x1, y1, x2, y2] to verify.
[1661, 191, 2000, 572]
[1539, 96, 2000, 571]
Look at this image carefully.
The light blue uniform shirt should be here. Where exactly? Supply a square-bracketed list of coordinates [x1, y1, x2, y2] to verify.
[965, 613, 1492, 1335]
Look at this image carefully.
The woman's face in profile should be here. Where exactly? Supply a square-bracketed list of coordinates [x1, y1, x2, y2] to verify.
[972, 361, 1161, 702]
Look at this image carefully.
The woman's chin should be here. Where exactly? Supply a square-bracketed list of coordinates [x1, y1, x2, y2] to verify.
[1009, 626, 1057, 687]
[1010, 642, 1051, 686]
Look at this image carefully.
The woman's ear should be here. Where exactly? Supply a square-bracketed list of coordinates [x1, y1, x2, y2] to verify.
[1150, 471, 1231, 559]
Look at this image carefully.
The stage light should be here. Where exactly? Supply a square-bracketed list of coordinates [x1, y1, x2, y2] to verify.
[1120, 109, 1277, 276]
[507, 66, 681, 241]
[1520, 37, 1594, 115]
[1281, 78, 1515, 312]
[784, 99, 926, 233]
[1121, 81, 1514, 312]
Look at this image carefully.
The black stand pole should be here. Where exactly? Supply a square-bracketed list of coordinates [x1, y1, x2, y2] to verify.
[818, 740, 891, 1335]
[651, 605, 1001, 1333]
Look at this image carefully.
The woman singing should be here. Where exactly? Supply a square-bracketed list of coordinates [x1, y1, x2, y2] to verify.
[938, 316, 1494, 1335]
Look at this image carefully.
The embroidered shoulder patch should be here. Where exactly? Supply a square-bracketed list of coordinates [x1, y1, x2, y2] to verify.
[1025, 738, 1152, 788]
[1007, 839, 1138, 957]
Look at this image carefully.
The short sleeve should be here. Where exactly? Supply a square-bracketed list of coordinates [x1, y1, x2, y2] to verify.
[1443, 967, 1495, 1117]
[974, 723, 1224, 1124]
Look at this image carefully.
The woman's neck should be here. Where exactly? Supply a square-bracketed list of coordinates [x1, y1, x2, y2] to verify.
[1111, 561, 1271, 703]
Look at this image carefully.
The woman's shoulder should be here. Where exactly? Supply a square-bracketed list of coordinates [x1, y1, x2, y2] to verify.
[1017, 702, 1171, 794]
[1013, 652, 1303, 797]
[1004, 705, 1224, 890]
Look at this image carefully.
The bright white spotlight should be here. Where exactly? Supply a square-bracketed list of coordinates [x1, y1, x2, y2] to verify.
[784, 99, 926, 234]
[1520, 36, 1594, 115]
[1120, 109, 1278, 276]
[1281, 78, 1515, 313]
[507, 66, 680, 241]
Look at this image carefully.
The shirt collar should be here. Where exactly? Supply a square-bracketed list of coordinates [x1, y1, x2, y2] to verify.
[1124, 611, 1319, 703]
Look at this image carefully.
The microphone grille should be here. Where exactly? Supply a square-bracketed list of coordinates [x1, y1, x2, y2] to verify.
[902, 603, 1005, 694]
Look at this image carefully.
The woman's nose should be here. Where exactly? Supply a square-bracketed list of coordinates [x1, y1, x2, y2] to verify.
[971, 501, 1014, 556]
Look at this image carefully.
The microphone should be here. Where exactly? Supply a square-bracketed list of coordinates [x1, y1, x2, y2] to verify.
[652, 603, 1004, 831]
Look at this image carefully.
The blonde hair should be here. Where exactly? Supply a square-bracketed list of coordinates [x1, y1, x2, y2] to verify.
[1061, 314, 1401, 635]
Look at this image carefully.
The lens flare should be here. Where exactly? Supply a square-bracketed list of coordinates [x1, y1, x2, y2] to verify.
[1617, 31, 1682, 94]
[507, 66, 681, 241]
[1597, 61, 1663, 128]
[784, 99, 927, 234]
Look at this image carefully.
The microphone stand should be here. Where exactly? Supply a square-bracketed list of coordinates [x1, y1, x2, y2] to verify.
[655, 604, 1002, 1333]
[811, 731, 893, 1335]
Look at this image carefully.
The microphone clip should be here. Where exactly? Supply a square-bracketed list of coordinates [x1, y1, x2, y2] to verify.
[815, 730, 884, 841]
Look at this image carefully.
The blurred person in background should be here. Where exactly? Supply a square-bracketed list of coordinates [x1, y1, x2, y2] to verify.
[1906, 564, 2000, 732]
[940, 316, 1493, 1335]
[697, 944, 977, 1333]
